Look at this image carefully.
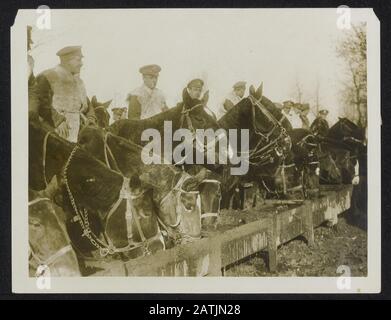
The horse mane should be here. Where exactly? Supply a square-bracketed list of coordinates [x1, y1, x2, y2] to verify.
[260, 95, 293, 131]
[217, 97, 249, 128]
[329, 117, 365, 141]
[110, 105, 182, 136]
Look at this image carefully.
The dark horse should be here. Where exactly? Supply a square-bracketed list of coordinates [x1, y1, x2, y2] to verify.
[78, 125, 218, 242]
[217, 84, 322, 201]
[29, 121, 165, 262]
[316, 117, 365, 184]
[109, 89, 220, 149]
[89, 95, 112, 128]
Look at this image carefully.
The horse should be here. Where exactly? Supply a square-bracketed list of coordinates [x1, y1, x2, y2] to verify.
[218, 83, 323, 201]
[89, 96, 112, 129]
[29, 121, 165, 261]
[29, 189, 80, 276]
[315, 117, 365, 184]
[109, 89, 220, 149]
[78, 125, 213, 245]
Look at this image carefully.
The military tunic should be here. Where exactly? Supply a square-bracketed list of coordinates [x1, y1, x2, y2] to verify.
[35, 65, 96, 142]
[127, 85, 166, 120]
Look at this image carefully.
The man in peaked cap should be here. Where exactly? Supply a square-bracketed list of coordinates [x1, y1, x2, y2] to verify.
[216, 81, 246, 119]
[127, 64, 168, 119]
[186, 78, 204, 100]
[35, 46, 96, 142]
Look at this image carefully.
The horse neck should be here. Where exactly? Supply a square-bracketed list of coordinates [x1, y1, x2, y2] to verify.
[106, 134, 144, 176]
[40, 131, 74, 188]
[140, 105, 182, 131]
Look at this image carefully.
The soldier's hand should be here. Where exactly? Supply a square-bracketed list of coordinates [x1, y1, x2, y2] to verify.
[55, 121, 69, 139]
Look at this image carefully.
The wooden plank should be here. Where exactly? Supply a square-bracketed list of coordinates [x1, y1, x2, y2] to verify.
[90, 185, 353, 276]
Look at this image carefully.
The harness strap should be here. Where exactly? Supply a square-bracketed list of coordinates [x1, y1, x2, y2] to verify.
[29, 244, 73, 268]
[103, 132, 122, 173]
[28, 197, 51, 206]
[201, 212, 219, 219]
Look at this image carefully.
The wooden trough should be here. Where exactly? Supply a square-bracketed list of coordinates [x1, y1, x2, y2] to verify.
[90, 185, 353, 277]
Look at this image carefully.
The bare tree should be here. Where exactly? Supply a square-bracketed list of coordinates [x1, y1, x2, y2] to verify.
[290, 75, 304, 103]
[336, 22, 367, 128]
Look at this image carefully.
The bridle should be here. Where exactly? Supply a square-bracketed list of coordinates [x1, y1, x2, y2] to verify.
[28, 197, 74, 273]
[63, 145, 162, 257]
[156, 171, 203, 244]
[245, 96, 291, 167]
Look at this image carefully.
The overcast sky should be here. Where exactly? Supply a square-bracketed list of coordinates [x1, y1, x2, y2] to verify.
[27, 9, 368, 123]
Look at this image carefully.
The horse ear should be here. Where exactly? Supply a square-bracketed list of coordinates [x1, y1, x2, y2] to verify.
[249, 85, 256, 97]
[91, 95, 97, 106]
[256, 82, 263, 99]
[201, 90, 209, 106]
[102, 99, 112, 109]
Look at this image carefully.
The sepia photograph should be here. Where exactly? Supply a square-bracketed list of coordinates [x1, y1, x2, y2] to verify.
[11, 8, 380, 293]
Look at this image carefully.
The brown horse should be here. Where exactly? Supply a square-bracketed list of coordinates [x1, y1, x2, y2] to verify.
[29, 189, 80, 276]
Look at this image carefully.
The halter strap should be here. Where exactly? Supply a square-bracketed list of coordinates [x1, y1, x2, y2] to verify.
[63, 145, 156, 257]
[28, 197, 51, 206]
[103, 131, 122, 173]
[29, 244, 73, 269]
[29, 198, 74, 269]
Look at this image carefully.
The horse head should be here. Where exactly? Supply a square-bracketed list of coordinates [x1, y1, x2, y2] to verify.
[90, 95, 112, 128]
[29, 189, 80, 276]
[180, 88, 220, 132]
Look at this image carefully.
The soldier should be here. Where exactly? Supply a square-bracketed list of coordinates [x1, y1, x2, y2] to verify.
[35, 46, 96, 142]
[310, 109, 330, 137]
[217, 81, 246, 119]
[127, 64, 168, 120]
[112, 107, 127, 121]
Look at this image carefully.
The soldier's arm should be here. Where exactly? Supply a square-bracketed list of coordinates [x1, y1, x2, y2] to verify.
[35, 74, 66, 128]
[223, 99, 235, 112]
[127, 95, 141, 120]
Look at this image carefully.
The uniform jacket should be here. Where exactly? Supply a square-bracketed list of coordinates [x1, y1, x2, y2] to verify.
[35, 65, 96, 128]
[127, 85, 166, 120]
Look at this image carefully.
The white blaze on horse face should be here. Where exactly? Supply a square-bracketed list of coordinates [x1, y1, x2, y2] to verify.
[228, 129, 249, 176]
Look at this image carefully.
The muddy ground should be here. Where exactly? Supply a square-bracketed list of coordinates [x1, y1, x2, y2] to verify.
[224, 210, 367, 277]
